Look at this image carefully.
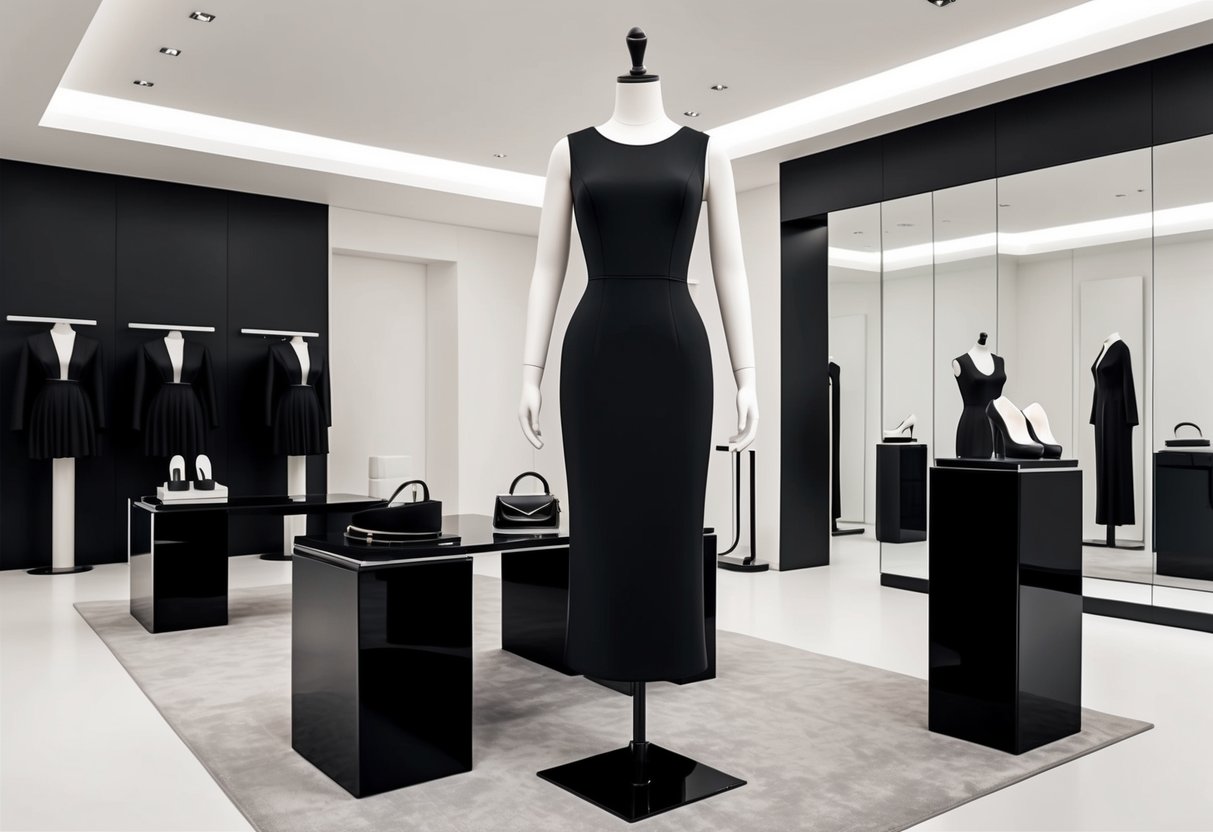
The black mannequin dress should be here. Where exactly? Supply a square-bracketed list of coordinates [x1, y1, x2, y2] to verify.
[1090, 339, 1138, 527]
[561, 125, 712, 681]
[829, 360, 842, 522]
[133, 338, 219, 458]
[954, 352, 1006, 458]
[266, 341, 331, 456]
[11, 331, 106, 459]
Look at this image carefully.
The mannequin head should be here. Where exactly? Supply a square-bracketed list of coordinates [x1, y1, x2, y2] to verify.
[618, 27, 658, 84]
[977, 332, 989, 346]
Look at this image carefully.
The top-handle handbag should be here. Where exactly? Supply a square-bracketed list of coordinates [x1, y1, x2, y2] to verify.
[493, 471, 561, 531]
[1165, 422, 1211, 448]
[346, 479, 443, 543]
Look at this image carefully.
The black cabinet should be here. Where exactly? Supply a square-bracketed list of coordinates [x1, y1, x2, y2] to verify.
[876, 443, 927, 544]
[1155, 451, 1213, 581]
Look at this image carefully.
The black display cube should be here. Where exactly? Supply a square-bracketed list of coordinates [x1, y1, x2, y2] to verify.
[1155, 451, 1213, 581]
[928, 459, 1082, 754]
[876, 443, 928, 544]
[291, 554, 473, 797]
[129, 505, 228, 633]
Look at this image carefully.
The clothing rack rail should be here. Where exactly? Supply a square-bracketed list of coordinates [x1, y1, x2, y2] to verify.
[240, 328, 319, 338]
[6, 315, 98, 326]
[129, 322, 216, 332]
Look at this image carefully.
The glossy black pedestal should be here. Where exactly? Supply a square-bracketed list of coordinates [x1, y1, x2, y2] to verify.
[1155, 451, 1213, 580]
[538, 743, 745, 823]
[929, 462, 1082, 754]
[876, 443, 927, 543]
[291, 554, 472, 797]
[130, 507, 228, 633]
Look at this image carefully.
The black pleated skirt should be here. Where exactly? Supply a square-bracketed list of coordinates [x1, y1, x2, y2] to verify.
[144, 383, 208, 458]
[28, 380, 97, 460]
[273, 384, 327, 456]
[560, 277, 712, 682]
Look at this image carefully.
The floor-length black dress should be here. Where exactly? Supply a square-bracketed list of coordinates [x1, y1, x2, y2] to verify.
[561, 125, 712, 682]
[1091, 339, 1138, 526]
[954, 352, 1006, 458]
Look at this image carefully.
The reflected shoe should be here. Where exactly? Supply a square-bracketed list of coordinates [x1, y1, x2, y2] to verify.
[1022, 402, 1063, 459]
[167, 454, 189, 491]
[987, 397, 1045, 460]
[194, 454, 215, 491]
[883, 413, 917, 442]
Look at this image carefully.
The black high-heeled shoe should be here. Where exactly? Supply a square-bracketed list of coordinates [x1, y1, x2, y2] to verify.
[986, 398, 1045, 460]
[167, 454, 189, 491]
[1022, 403, 1062, 459]
[194, 454, 215, 491]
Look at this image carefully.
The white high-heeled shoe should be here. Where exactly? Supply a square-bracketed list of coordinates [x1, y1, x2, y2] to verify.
[1022, 403, 1062, 459]
[167, 454, 189, 491]
[883, 413, 917, 442]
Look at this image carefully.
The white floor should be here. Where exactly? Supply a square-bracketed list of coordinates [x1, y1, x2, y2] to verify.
[2, 536, 1211, 831]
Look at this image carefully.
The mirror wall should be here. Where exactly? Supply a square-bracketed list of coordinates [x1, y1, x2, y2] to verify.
[828, 134, 1213, 604]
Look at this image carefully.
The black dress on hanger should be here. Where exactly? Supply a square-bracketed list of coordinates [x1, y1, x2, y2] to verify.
[561, 125, 712, 682]
[1090, 339, 1138, 527]
[11, 331, 106, 460]
[954, 352, 1006, 458]
[829, 360, 841, 522]
[133, 339, 218, 458]
[265, 341, 331, 456]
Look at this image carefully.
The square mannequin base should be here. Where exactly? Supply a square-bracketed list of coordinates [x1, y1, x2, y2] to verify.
[537, 742, 745, 823]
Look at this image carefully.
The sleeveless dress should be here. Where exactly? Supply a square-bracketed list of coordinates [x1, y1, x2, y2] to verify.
[561, 125, 712, 681]
[953, 352, 1006, 459]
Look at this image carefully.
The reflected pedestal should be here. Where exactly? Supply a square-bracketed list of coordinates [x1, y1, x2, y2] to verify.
[929, 460, 1082, 754]
[1155, 451, 1213, 580]
[876, 443, 927, 544]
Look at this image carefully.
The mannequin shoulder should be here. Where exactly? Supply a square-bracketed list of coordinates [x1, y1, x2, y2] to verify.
[546, 136, 571, 173]
[952, 358, 962, 377]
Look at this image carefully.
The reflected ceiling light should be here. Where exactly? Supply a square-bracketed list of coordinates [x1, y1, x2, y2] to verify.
[159, 47, 181, 57]
[40, 89, 545, 205]
[684, 111, 700, 117]
[710, 84, 728, 91]
[928, 0, 958, 6]
[189, 11, 215, 22]
[132, 79, 154, 87]
[492, 152, 507, 158]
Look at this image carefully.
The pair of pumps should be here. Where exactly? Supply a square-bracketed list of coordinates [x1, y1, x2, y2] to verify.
[987, 398, 1062, 460]
[167, 453, 215, 492]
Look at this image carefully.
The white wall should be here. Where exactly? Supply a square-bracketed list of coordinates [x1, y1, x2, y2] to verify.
[1153, 234, 1213, 449]
[829, 275, 881, 524]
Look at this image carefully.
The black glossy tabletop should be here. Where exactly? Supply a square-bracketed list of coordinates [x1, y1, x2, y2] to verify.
[132, 493, 385, 514]
[294, 514, 569, 569]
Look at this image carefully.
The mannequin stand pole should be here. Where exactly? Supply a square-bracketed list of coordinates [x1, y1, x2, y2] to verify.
[1082, 523, 1145, 551]
[264, 455, 307, 561]
[537, 679, 745, 822]
[29, 458, 91, 575]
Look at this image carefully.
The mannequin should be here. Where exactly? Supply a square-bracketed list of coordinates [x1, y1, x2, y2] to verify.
[50, 322, 77, 573]
[134, 330, 218, 461]
[1094, 331, 1121, 368]
[285, 336, 310, 556]
[952, 331, 995, 377]
[952, 332, 1006, 458]
[164, 330, 185, 382]
[1090, 330, 1138, 547]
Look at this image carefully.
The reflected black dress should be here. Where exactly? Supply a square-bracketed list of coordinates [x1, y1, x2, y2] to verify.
[11, 331, 106, 460]
[561, 126, 712, 681]
[953, 352, 1005, 459]
[266, 341, 331, 456]
[1090, 340, 1138, 526]
[133, 339, 219, 458]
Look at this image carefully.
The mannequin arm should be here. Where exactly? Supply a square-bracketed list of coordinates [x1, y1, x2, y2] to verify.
[705, 137, 758, 450]
[518, 139, 574, 450]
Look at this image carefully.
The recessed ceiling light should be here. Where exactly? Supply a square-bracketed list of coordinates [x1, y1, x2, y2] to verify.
[999, 203, 1011, 208]
[189, 11, 215, 22]
[683, 110, 700, 117]
[941, 218, 952, 223]
[928, 0, 958, 6]
[710, 84, 728, 91]
[896, 222, 914, 227]
[132, 79, 154, 87]
[159, 47, 181, 57]
[1114, 193, 1127, 198]
[852, 230, 864, 235]
[492, 153, 507, 158]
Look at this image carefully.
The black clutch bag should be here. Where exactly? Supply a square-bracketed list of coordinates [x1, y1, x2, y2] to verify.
[493, 471, 560, 531]
[346, 480, 442, 543]
[1165, 422, 1211, 448]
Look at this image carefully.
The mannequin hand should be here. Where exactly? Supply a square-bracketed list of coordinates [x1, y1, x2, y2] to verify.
[518, 365, 544, 450]
[728, 368, 759, 451]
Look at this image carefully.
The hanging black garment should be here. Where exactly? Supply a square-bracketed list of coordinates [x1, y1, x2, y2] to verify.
[1090, 340, 1138, 527]
[829, 361, 842, 522]
[266, 341, 331, 456]
[133, 338, 219, 458]
[953, 352, 1006, 458]
[11, 331, 106, 460]
[561, 125, 712, 682]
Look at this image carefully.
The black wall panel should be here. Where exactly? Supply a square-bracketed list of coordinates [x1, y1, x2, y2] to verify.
[1153, 44, 1213, 146]
[0, 160, 328, 569]
[883, 107, 997, 201]
[781, 138, 883, 222]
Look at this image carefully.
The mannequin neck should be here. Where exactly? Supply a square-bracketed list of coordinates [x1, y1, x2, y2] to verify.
[1105, 332, 1121, 345]
[165, 330, 183, 341]
[291, 336, 305, 345]
[51, 321, 74, 336]
[970, 341, 991, 354]
[598, 81, 678, 143]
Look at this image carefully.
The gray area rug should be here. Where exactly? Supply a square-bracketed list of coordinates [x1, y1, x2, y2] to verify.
[76, 577, 1151, 832]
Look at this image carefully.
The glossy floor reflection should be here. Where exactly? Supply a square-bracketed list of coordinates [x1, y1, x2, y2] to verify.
[2, 538, 1212, 830]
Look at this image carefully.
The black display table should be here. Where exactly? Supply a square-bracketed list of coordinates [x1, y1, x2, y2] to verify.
[128, 493, 383, 634]
[876, 442, 927, 543]
[1155, 450, 1213, 580]
[291, 516, 719, 798]
[928, 459, 1082, 754]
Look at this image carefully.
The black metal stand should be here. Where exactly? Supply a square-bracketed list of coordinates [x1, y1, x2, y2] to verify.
[714, 445, 769, 572]
[260, 552, 293, 561]
[27, 565, 93, 575]
[1082, 524, 1145, 551]
[537, 682, 746, 822]
[831, 522, 864, 537]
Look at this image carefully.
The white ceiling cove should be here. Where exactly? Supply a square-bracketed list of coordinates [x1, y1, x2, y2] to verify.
[3, 0, 1213, 233]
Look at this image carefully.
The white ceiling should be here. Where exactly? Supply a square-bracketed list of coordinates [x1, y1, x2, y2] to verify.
[3, 0, 1213, 235]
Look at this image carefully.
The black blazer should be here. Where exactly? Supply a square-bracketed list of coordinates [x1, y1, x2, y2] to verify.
[132, 338, 219, 430]
[265, 340, 331, 427]
[11, 331, 106, 431]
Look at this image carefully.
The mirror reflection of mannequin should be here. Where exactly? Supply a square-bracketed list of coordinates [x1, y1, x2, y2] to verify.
[952, 332, 1006, 459]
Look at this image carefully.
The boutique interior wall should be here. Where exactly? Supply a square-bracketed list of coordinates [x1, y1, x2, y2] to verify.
[0, 160, 328, 571]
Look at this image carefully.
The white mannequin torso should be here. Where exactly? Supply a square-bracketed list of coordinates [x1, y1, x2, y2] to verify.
[291, 336, 311, 385]
[953, 342, 995, 377]
[519, 75, 758, 451]
[164, 331, 184, 383]
[50, 322, 76, 380]
[1095, 332, 1122, 368]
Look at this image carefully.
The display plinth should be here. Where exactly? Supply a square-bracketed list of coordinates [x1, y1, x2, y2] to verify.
[876, 443, 927, 544]
[1155, 451, 1213, 580]
[27, 565, 93, 575]
[538, 743, 745, 823]
[929, 463, 1082, 754]
[1081, 536, 1145, 551]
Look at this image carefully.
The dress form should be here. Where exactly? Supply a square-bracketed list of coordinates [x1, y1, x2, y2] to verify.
[50, 322, 78, 572]
[164, 330, 184, 383]
[283, 336, 310, 558]
[290, 336, 311, 383]
[953, 334, 994, 377]
[1095, 332, 1122, 367]
[50, 321, 76, 379]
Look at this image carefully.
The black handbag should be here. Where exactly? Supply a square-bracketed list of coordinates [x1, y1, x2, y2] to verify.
[493, 471, 560, 531]
[1165, 422, 1211, 448]
[345, 480, 442, 543]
